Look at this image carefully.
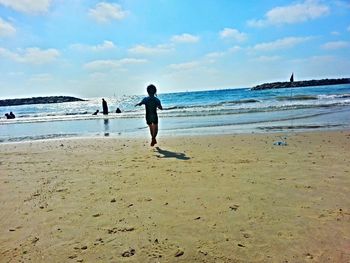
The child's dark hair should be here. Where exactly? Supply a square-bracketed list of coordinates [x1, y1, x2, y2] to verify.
[147, 84, 157, 96]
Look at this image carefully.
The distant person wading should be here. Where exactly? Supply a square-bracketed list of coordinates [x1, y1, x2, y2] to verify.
[102, 98, 108, 115]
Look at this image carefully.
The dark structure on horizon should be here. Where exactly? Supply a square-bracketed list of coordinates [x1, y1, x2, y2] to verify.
[251, 77, 350, 90]
[0, 96, 85, 107]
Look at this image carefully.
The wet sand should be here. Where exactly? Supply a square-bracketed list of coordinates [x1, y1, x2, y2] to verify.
[0, 131, 349, 262]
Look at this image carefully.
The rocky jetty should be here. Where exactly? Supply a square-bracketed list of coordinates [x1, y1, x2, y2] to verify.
[251, 78, 350, 90]
[0, 96, 85, 107]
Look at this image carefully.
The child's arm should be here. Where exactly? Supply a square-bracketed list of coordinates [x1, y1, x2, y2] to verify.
[157, 99, 163, 110]
[135, 99, 144, 107]
[135, 97, 147, 107]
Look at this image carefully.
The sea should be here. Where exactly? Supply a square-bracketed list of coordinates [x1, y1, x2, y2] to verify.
[1, 84, 350, 143]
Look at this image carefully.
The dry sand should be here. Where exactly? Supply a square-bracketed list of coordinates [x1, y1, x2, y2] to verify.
[0, 131, 349, 262]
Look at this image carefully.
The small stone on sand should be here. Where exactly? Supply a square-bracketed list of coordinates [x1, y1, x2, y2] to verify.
[175, 249, 184, 257]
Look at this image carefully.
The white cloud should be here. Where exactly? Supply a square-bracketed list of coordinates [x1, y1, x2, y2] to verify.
[228, 45, 242, 53]
[89, 2, 128, 23]
[252, 37, 313, 51]
[204, 46, 241, 59]
[292, 55, 335, 64]
[205, 52, 226, 59]
[220, 28, 247, 42]
[171, 33, 199, 43]
[88, 72, 108, 80]
[0, 17, 16, 37]
[7, 71, 24, 77]
[248, 0, 329, 27]
[204, 52, 226, 64]
[18, 48, 59, 64]
[310, 55, 335, 61]
[128, 44, 174, 55]
[334, 0, 350, 9]
[252, 55, 281, 62]
[70, 40, 116, 52]
[84, 58, 147, 71]
[0, 0, 52, 14]
[0, 47, 59, 64]
[1, 49, 22, 62]
[29, 73, 52, 83]
[168, 61, 199, 71]
[321, 41, 350, 50]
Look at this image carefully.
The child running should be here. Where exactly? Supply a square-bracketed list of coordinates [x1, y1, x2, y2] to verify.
[135, 84, 163, 146]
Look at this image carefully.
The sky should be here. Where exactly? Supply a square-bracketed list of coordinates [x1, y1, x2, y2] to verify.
[0, 0, 349, 99]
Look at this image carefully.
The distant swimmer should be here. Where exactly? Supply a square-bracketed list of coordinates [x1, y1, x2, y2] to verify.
[116, 107, 122, 113]
[102, 98, 108, 115]
[92, 109, 99, 115]
[5, 112, 15, 119]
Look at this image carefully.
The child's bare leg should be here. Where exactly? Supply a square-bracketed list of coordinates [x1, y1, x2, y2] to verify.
[149, 123, 158, 146]
[148, 125, 153, 138]
[153, 124, 158, 139]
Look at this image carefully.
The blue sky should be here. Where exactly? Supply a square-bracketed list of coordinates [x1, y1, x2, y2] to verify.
[0, 0, 349, 98]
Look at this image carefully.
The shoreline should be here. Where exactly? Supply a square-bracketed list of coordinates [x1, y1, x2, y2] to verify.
[1, 105, 350, 143]
[0, 124, 349, 145]
[1, 130, 349, 262]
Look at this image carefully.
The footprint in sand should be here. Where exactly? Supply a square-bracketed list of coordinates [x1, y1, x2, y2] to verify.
[107, 226, 135, 234]
[121, 248, 135, 257]
[305, 253, 313, 259]
[229, 204, 239, 211]
[145, 238, 183, 260]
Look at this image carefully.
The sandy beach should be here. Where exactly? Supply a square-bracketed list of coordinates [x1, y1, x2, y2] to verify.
[0, 131, 349, 262]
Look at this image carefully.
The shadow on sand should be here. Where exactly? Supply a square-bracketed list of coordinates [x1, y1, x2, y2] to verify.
[155, 147, 190, 160]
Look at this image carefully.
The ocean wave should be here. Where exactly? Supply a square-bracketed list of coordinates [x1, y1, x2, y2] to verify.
[0, 133, 79, 143]
[2, 100, 350, 125]
[274, 93, 350, 101]
[276, 95, 318, 101]
[163, 99, 260, 110]
[64, 111, 89, 116]
[160, 101, 350, 116]
[317, 93, 350, 99]
[17, 111, 90, 118]
[219, 99, 260, 104]
[257, 124, 342, 131]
